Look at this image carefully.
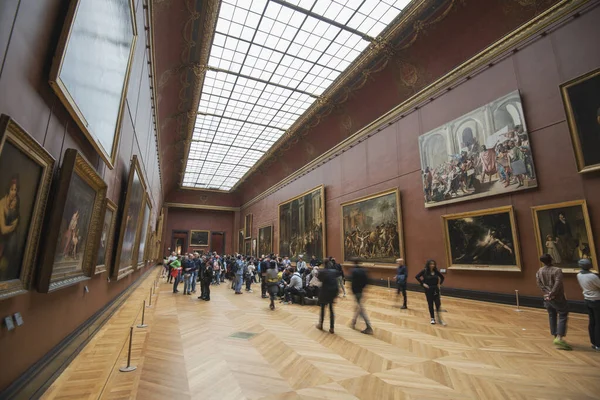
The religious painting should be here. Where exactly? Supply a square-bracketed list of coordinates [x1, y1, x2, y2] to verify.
[38, 149, 107, 292]
[244, 213, 252, 239]
[560, 68, 600, 173]
[258, 224, 273, 256]
[442, 206, 521, 271]
[419, 90, 537, 208]
[113, 156, 146, 280]
[190, 230, 209, 247]
[278, 185, 326, 262]
[244, 240, 251, 256]
[0, 116, 55, 300]
[95, 199, 117, 274]
[49, 0, 137, 169]
[341, 189, 404, 265]
[532, 200, 597, 273]
[238, 229, 244, 253]
[135, 198, 151, 268]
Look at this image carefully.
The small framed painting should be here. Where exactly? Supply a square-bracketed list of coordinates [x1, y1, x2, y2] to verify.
[244, 240, 251, 257]
[95, 199, 117, 274]
[258, 224, 273, 256]
[190, 230, 210, 247]
[244, 213, 252, 239]
[238, 229, 244, 253]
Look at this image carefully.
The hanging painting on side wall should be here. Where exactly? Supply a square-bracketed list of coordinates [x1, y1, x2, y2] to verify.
[244, 240, 251, 256]
[560, 68, 600, 173]
[136, 198, 151, 268]
[0, 116, 55, 300]
[38, 149, 107, 293]
[278, 185, 326, 262]
[244, 213, 252, 239]
[190, 230, 210, 247]
[238, 229, 244, 254]
[49, 0, 137, 169]
[258, 225, 273, 256]
[418, 90, 537, 208]
[532, 200, 597, 273]
[95, 199, 117, 274]
[341, 189, 404, 265]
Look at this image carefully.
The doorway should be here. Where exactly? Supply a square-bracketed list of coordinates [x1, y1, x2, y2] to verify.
[171, 230, 188, 255]
[211, 231, 225, 255]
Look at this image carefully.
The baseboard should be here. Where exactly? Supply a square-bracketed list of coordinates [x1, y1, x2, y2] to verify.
[364, 278, 587, 314]
[1, 265, 156, 400]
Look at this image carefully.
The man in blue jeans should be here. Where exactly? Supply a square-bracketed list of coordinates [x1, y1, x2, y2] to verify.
[235, 255, 245, 294]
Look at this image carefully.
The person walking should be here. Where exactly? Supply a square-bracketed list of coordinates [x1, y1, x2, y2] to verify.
[234, 256, 245, 294]
[260, 255, 270, 298]
[350, 260, 373, 334]
[576, 258, 600, 350]
[536, 253, 571, 350]
[245, 261, 255, 292]
[415, 260, 445, 325]
[201, 260, 214, 301]
[396, 258, 408, 309]
[266, 260, 280, 310]
[332, 258, 346, 298]
[316, 267, 339, 334]
[171, 257, 182, 293]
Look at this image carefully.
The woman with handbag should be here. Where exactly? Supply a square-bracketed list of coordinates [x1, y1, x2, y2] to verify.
[396, 258, 408, 309]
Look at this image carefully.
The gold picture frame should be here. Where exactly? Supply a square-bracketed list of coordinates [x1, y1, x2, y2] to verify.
[244, 213, 253, 239]
[190, 230, 210, 247]
[38, 149, 107, 293]
[277, 185, 326, 262]
[49, 0, 138, 169]
[340, 188, 404, 267]
[135, 197, 152, 269]
[442, 205, 521, 272]
[95, 198, 117, 275]
[560, 68, 600, 173]
[113, 155, 147, 280]
[531, 200, 597, 273]
[257, 224, 273, 256]
[0, 115, 55, 300]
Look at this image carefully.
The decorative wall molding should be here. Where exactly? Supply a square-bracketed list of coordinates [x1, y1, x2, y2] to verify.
[165, 202, 240, 212]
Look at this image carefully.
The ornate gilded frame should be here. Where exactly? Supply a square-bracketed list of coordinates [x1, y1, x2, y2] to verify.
[49, 0, 138, 169]
[340, 188, 404, 268]
[560, 68, 600, 173]
[113, 155, 147, 280]
[257, 224, 273, 257]
[238, 229, 244, 253]
[95, 198, 117, 275]
[38, 149, 107, 293]
[442, 205, 521, 272]
[531, 200, 597, 273]
[190, 229, 210, 247]
[277, 185, 326, 262]
[135, 197, 152, 269]
[0, 115, 55, 300]
[244, 240, 251, 256]
[244, 213, 253, 239]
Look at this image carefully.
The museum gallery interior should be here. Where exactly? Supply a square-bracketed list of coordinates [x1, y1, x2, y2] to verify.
[1, 0, 600, 399]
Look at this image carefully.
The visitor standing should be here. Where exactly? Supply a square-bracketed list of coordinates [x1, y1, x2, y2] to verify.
[234, 255, 245, 294]
[396, 258, 408, 309]
[576, 258, 600, 350]
[415, 260, 445, 325]
[266, 260, 279, 310]
[171, 256, 182, 293]
[350, 260, 373, 334]
[316, 267, 339, 334]
[202, 260, 214, 301]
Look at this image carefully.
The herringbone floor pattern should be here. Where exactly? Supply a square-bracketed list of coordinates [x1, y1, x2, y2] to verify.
[42, 272, 600, 400]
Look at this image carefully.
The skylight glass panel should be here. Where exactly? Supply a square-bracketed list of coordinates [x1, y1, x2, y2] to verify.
[183, 0, 411, 190]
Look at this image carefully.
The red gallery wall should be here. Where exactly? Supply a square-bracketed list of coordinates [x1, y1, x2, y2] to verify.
[0, 0, 163, 391]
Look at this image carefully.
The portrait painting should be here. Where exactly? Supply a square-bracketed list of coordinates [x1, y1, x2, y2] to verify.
[50, 0, 137, 168]
[532, 200, 597, 273]
[0, 116, 54, 300]
[560, 68, 600, 173]
[341, 189, 404, 265]
[135, 199, 151, 268]
[244, 213, 252, 239]
[95, 199, 116, 274]
[244, 240, 251, 256]
[238, 230, 244, 253]
[38, 149, 107, 292]
[258, 225, 273, 256]
[419, 90, 537, 208]
[190, 230, 209, 247]
[113, 156, 146, 280]
[442, 206, 521, 271]
[278, 185, 326, 262]
[252, 238, 257, 257]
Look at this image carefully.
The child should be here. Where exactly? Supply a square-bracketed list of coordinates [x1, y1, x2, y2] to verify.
[546, 235, 561, 264]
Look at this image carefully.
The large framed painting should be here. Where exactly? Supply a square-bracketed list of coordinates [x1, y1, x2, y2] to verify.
[135, 198, 151, 268]
[560, 68, 600, 173]
[532, 200, 597, 273]
[442, 206, 521, 271]
[419, 90, 537, 208]
[244, 213, 252, 239]
[238, 229, 244, 253]
[0, 116, 55, 300]
[190, 230, 209, 247]
[95, 199, 117, 275]
[244, 240, 251, 256]
[49, 0, 137, 169]
[38, 149, 107, 292]
[340, 188, 404, 266]
[258, 224, 273, 256]
[113, 155, 146, 280]
[278, 185, 326, 262]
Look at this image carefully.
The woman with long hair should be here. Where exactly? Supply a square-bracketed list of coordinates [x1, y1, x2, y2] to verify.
[415, 259, 445, 325]
[0, 176, 20, 279]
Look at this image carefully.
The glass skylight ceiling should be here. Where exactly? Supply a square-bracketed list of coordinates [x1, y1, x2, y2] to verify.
[183, 0, 412, 191]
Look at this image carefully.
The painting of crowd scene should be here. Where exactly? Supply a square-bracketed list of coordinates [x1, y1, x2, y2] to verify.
[419, 91, 537, 208]
[278, 186, 325, 262]
[341, 189, 403, 264]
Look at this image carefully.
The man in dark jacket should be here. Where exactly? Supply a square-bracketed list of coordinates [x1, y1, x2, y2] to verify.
[396, 258, 408, 309]
[260, 255, 270, 298]
[350, 260, 373, 334]
[316, 267, 339, 334]
[202, 261, 214, 301]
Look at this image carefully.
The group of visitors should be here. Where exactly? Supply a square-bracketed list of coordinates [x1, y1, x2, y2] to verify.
[163, 251, 225, 301]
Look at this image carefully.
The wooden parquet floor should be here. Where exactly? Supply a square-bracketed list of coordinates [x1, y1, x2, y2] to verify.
[41, 272, 600, 400]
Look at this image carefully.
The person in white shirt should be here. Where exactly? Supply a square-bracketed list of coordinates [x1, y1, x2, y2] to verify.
[576, 258, 600, 350]
[246, 262, 255, 292]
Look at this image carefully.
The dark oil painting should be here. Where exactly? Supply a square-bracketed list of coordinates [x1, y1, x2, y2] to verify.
[258, 225, 272, 256]
[136, 201, 150, 266]
[96, 206, 114, 267]
[191, 230, 209, 246]
[120, 168, 144, 270]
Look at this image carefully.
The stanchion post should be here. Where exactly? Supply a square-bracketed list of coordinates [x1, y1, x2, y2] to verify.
[148, 287, 152, 307]
[387, 277, 391, 291]
[137, 301, 148, 328]
[515, 289, 523, 312]
[119, 327, 137, 372]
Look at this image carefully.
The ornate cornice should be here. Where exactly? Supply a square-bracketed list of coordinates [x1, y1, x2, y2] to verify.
[165, 202, 240, 212]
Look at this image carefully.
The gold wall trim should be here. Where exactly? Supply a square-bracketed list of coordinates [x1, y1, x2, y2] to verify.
[165, 202, 239, 212]
[240, 0, 591, 211]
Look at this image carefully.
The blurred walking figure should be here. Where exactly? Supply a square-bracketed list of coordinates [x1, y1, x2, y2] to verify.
[316, 267, 339, 334]
[350, 260, 373, 334]
[266, 260, 279, 310]
[415, 260, 445, 325]
[396, 258, 408, 309]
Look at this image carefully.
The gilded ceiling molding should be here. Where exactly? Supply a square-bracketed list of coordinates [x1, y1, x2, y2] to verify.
[165, 202, 240, 212]
[240, 0, 591, 211]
